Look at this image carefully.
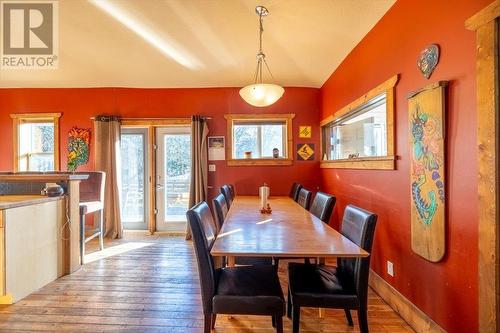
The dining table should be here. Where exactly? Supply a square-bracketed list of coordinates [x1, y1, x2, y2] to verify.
[210, 195, 369, 266]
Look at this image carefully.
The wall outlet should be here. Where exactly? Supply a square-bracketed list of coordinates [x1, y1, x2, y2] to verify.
[387, 261, 394, 277]
[208, 164, 216, 172]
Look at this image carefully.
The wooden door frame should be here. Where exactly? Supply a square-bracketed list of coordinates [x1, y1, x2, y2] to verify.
[466, 1, 500, 332]
[121, 118, 191, 234]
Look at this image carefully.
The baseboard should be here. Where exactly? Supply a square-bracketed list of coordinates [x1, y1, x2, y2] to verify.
[369, 269, 446, 333]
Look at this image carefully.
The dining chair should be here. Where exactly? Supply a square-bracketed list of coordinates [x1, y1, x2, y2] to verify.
[287, 204, 378, 333]
[220, 184, 233, 208]
[212, 193, 273, 266]
[296, 188, 312, 210]
[212, 193, 228, 232]
[187, 202, 285, 333]
[77, 171, 106, 263]
[289, 182, 303, 202]
[309, 192, 336, 223]
[228, 184, 235, 198]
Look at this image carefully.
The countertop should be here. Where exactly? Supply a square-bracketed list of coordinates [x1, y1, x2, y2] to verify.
[0, 195, 64, 210]
[0, 173, 88, 182]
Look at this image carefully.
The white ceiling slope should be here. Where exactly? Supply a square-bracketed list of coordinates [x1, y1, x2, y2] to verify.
[0, 0, 395, 88]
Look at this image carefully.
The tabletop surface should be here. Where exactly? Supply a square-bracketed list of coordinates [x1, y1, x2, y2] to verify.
[211, 196, 369, 258]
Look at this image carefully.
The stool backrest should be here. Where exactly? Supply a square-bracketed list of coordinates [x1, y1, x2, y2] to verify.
[77, 171, 106, 203]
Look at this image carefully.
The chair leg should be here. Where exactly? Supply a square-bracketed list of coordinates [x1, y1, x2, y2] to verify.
[358, 307, 369, 333]
[211, 314, 217, 329]
[79, 213, 85, 264]
[287, 288, 292, 319]
[98, 210, 104, 250]
[272, 315, 276, 327]
[203, 314, 211, 333]
[344, 308, 353, 326]
[275, 316, 283, 333]
[292, 306, 301, 333]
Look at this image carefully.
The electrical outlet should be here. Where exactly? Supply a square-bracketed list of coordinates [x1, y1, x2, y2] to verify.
[387, 261, 394, 277]
[209, 164, 216, 172]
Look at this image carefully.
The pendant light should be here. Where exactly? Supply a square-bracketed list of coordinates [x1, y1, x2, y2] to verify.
[239, 5, 284, 107]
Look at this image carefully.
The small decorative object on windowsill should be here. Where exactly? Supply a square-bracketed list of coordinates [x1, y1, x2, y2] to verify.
[260, 204, 272, 214]
[417, 44, 440, 79]
[272, 148, 279, 158]
[348, 153, 360, 159]
[67, 127, 91, 172]
[244, 151, 252, 159]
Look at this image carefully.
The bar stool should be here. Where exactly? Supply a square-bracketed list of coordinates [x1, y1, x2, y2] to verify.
[78, 171, 106, 263]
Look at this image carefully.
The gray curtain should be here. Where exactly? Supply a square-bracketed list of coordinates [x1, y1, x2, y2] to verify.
[186, 115, 209, 240]
[94, 116, 123, 239]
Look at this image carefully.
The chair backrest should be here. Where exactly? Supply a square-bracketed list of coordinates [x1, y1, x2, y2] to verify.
[220, 185, 233, 208]
[228, 184, 235, 198]
[296, 188, 312, 210]
[212, 193, 228, 232]
[309, 192, 336, 223]
[337, 205, 377, 303]
[289, 182, 303, 202]
[186, 201, 218, 315]
[77, 171, 106, 203]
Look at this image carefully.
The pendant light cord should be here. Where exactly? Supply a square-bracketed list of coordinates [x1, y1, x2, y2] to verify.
[252, 9, 276, 84]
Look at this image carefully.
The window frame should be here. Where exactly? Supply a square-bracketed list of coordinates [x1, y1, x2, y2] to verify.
[320, 75, 398, 170]
[225, 113, 295, 166]
[11, 113, 61, 172]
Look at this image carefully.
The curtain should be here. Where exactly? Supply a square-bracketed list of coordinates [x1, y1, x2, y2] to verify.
[186, 115, 209, 240]
[94, 116, 123, 239]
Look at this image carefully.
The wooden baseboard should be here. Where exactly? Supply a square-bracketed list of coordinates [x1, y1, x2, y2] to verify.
[369, 269, 446, 333]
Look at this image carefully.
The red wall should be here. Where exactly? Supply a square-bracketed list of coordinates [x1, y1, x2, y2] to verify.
[320, 1, 490, 332]
[0, 87, 321, 197]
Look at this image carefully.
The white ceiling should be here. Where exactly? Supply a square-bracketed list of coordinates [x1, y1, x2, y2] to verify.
[0, 0, 395, 88]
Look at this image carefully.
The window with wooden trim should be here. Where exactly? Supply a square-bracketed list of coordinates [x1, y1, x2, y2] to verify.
[320, 75, 398, 170]
[11, 113, 61, 172]
[225, 114, 294, 166]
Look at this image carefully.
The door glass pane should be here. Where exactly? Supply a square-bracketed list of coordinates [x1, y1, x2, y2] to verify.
[120, 134, 145, 223]
[164, 134, 191, 221]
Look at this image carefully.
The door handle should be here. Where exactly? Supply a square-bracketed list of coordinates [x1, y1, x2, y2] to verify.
[155, 183, 164, 190]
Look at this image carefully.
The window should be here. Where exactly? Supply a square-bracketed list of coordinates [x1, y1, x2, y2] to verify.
[320, 75, 398, 170]
[225, 114, 294, 166]
[11, 113, 61, 172]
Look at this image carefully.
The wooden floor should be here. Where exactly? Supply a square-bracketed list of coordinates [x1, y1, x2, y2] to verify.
[0, 234, 414, 332]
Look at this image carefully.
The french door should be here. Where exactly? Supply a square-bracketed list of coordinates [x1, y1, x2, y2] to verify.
[155, 127, 191, 232]
[120, 128, 149, 230]
[120, 125, 191, 232]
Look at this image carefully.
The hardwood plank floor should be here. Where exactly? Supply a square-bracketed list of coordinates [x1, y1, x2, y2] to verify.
[0, 234, 414, 332]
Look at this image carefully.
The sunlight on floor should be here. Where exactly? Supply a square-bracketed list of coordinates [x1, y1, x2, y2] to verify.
[84, 242, 154, 263]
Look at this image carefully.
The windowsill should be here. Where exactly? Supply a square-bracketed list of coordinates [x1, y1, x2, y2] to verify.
[320, 156, 395, 170]
[227, 158, 293, 166]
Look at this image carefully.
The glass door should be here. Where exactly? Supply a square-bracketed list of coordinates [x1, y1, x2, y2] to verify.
[120, 128, 149, 230]
[155, 127, 191, 232]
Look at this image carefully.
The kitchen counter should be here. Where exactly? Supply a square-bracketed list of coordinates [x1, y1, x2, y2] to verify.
[0, 195, 63, 210]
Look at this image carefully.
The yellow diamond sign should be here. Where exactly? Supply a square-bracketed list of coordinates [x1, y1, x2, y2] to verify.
[297, 143, 314, 161]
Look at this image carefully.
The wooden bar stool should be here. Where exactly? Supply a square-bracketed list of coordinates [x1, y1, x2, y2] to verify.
[78, 171, 106, 263]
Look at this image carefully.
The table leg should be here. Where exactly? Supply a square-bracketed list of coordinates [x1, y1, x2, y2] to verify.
[319, 308, 325, 318]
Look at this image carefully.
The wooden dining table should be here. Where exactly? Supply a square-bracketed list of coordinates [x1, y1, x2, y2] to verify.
[211, 196, 369, 266]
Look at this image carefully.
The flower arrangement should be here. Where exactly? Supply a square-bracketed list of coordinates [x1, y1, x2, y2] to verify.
[67, 127, 90, 172]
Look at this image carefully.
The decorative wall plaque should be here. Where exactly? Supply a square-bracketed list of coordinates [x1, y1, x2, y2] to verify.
[417, 44, 440, 79]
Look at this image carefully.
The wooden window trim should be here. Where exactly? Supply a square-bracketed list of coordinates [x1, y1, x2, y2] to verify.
[225, 113, 295, 166]
[466, 2, 500, 332]
[11, 113, 61, 172]
[320, 74, 399, 170]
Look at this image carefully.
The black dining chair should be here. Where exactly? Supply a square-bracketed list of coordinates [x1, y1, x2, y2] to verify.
[220, 184, 233, 208]
[228, 184, 235, 198]
[187, 202, 285, 333]
[296, 188, 312, 210]
[212, 193, 273, 266]
[289, 182, 303, 202]
[287, 204, 378, 333]
[309, 192, 336, 223]
[212, 193, 228, 232]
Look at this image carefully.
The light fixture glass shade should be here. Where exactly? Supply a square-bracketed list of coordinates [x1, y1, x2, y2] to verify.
[239, 83, 285, 107]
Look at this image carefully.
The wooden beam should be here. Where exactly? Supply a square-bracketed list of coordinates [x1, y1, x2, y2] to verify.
[465, 0, 500, 31]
